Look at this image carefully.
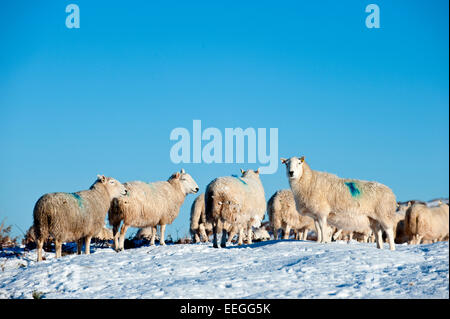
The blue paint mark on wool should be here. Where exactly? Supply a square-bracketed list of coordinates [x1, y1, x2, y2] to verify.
[345, 182, 361, 198]
[70, 193, 84, 208]
[231, 175, 247, 185]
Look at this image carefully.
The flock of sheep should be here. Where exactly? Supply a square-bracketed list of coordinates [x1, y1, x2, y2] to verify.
[31, 156, 449, 262]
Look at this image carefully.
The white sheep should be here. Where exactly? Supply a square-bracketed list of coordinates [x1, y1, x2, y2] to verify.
[327, 211, 373, 243]
[108, 169, 199, 251]
[190, 193, 242, 244]
[205, 168, 266, 248]
[281, 156, 398, 250]
[252, 226, 271, 241]
[33, 175, 127, 261]
[190, 193, 213, 243]
[135, 226, 159, 242]
[267, 189, 315, 240]
[405, 201, 449, 244]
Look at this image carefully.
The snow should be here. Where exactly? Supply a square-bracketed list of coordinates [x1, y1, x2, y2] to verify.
[0, 240, 448, 299]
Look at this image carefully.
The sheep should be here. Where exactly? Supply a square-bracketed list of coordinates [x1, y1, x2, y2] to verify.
[281, 156, 397, 250]
[189, 193, 244, 244]
[389, 203, 409, 244]
[33, 175, 127, 261]
[252, 226, 271, 242]
[94, 226, 114, 241]
[109, 169, 199, 251]
[135, 226, 159, 241]
[404, 201, 449, 244]
[267, 189, 315, 240]
[190, 193, 213, 243]
[205, 168, 266, 248]
[327, 211, 373, 243]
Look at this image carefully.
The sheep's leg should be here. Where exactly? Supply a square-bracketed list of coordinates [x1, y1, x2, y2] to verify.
[283, 225, 291, 240]
[247, 227, 253, 245]
[212, 222, 219, 248]
[118, 224, 129, 251]
[302, 229, 308, 240]
[273, 228, 279, 240]
[314, 220, 322, 243]
[228, 227, 237, 244]
[199, 224, 208, 242]
[77, 239, 83, 254]
[362, 234, 368, 243]
[150, 226, 157, 246]
[237, 227, 245, 245]
[375, 229, 384, 249]
[194, 232, 201, 243]
[348, 232, 353, 243]
[384, 227, 396, 251]
[414, 234, 423, 245]
[160, 224, 166, 246]
[318, 216, 329, 243]
[84, 236, 92, 255]
[113, 224, 120, 251]
[55, 240, 62, 259]
[220, 227, 227, 248]
[333, 229, 343, 241]
[37, 239, 44, 262]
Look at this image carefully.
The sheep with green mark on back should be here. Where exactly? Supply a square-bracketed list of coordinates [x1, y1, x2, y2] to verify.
[33, 175, 127, 261]
[205, 168, 266, 248]
[281, 156, 398, 250]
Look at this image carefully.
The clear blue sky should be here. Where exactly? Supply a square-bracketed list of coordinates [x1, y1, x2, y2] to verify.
[1, 1, 448, 240]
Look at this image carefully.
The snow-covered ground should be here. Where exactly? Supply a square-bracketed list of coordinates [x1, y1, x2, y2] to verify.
[0, 240, 448, 299]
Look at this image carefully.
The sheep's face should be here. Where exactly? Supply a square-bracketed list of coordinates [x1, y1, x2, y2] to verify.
[280, 156, 305, 180]
[396, 202, 411, 214]
[97, 175, 127, 197]
[240, 168, 260, 179]
[176, 169, 199, 194]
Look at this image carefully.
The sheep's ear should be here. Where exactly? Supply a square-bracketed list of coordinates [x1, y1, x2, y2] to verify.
[254, 168, 260, 174]
[280, 158, 287, 164]
[299, 156, 305, 163]
[240, 168, 245, 174]
[97, 175, 106, 183]
[180, 168, 185, 174]
[175, 172, 181, 179]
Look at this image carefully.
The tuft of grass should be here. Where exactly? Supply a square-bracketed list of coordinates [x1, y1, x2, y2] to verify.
[0, 219, 18, 249]
[32, 290, 45, 299]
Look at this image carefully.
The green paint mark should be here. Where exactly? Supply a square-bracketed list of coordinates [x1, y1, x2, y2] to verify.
[231, 175, 247, 185]
[345, 182, 361, 198]
[70, 193, 84, 208]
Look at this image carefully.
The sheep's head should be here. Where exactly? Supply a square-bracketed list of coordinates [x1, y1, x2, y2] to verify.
[240, 168, 260, 179]
[280, 156, 305, 180]
[396, 201, 411, 213]
[97, 175, 127, 198]
[173, 169, 199, 194]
